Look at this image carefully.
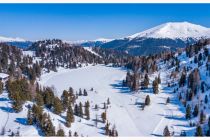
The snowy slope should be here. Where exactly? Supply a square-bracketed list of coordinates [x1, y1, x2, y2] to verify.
[83, 47, 102, 58]
[128, 22, 210, 40]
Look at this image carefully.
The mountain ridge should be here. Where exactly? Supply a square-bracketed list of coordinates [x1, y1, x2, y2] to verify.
[100, 22, 210, 56]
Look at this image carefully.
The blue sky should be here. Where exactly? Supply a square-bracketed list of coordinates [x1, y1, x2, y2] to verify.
[0, 4, 210, 41]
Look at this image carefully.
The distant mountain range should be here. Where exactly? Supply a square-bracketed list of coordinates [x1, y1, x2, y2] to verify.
[65, 38, 113, 47]
[1, 22, 210, 55]
[0, 35, 25, 42]
[0, 35, 32, 49]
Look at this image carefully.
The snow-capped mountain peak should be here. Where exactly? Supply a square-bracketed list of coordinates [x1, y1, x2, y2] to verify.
[0, 35, 26, 42]
[128, 22, 210, 40]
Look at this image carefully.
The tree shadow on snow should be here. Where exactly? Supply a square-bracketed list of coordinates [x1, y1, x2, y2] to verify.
[157, 113, 186, 121]
[92, 118, 103, 123]
[104, 65, 127, 71]
[84, 123, 95, 127]
[110, 81, 131, 94]
[174, 124, 191, 128]
[15, 118, 27, 125]
[167, 97, 186, 114]
[157, 102, 166, 105]
[0, 106, 14, 113]
[58, 119, 66, 125]
[0, 97, 9, 101]
[151, 133, 162, 137]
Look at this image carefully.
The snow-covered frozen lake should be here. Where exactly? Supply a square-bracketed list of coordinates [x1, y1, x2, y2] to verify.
[39, 64, 189, 136]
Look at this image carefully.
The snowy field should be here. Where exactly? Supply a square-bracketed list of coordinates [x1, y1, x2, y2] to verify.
[38, 64, 191, 136]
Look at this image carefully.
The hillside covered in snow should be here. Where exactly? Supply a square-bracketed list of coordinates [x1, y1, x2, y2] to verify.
[0, 33, 210, 137]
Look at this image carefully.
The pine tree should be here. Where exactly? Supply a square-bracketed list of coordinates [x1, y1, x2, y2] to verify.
[66, 105, 74, 127]
[69, 87, 74, 95]
[95, 114, 98, 127]
[61, 90, 69, 110]
[83, 89, 88, 96]
[193, 104, 199, 117]
[143, 74, 150, 88]
[145, 95, 150, 106]
[195, 125, 203, 136]
[79, 102, 83, 118]
[107, 98, 110, 105]
[194, 56, 198, 63]
[152, 78, 159, 94]
[166, 97, 170, 104]
[208, 116, 210, 129]
[74, 132, 78, 137]
[43, 114, 55, 136]
[105, 121, 110, 135]
[85, 102, 90, 120]
[101, 112, 106, 123]
[35, 93, 44, 106]
[157, 74, 161, 84]
[68, 130, 72, 137]
[12, 98, 23, 113]
[95, 104, 98, 110]
[10, 132, 15, 137]
[103, 102, 107, 109]
[200, 110, 206, 124]
[32, 104, 43, 124]
[27, 107, 33, 125]
[67, 105, 74, 123]
[15, 130, 20, 136]
[205, 95, 208, 104]
[179, 73, 186, 87]
[163, 126, 170, 136]
[56, 127, 65, 136]
[43, 88, 55, 109]
[53, 97, 63, 115]
[207, 117, 210, 136]
[110, 124, 118, 137]
[201, 82, 205, 93]
[74, 104, 79, 116]
[179, 93, 182, 100]
[79, 88, 82, 96]
[0, 127, 5, 136]
[0, 81, 3, 94]
[186, 104, 191, 120]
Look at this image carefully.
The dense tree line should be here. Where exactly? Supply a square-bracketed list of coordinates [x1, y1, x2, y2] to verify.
[27, 39, 103, 72]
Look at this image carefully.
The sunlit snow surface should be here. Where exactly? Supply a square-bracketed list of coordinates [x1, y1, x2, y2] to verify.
[38, 64, 191, 136]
